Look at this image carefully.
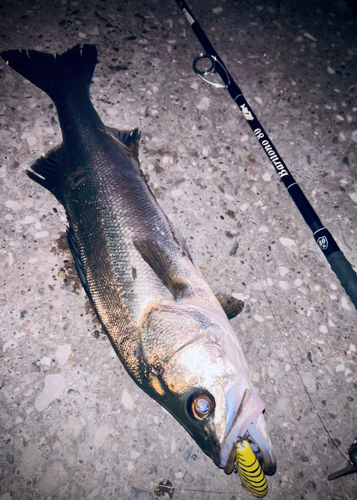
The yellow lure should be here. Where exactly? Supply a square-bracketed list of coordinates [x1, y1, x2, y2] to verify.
[236, 440, 268, 498]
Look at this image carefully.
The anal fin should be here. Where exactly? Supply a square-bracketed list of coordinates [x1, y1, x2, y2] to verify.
[99, 127, 141, 160]
[27, 145, 64, 204]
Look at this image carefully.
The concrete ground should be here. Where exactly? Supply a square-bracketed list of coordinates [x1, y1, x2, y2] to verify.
[1, 0, 356, 499]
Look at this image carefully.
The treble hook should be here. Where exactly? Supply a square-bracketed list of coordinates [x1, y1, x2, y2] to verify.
[328, 438, 357, 481]
[192, 53, 230, 89]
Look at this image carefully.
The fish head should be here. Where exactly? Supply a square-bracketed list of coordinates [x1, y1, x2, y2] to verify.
[141, 303, 276, 475]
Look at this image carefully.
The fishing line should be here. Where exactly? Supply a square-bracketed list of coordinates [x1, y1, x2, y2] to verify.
[174, 0, 355, 470]
[251, 255, 350, 463]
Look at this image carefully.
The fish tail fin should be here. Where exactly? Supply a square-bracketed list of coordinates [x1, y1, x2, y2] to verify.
[1, 44, 97, 101]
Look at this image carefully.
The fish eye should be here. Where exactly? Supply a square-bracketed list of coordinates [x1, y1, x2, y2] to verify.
[191, 393, 214, 420]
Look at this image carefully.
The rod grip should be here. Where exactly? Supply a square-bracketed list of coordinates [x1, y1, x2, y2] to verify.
[327, 251, 357, 309]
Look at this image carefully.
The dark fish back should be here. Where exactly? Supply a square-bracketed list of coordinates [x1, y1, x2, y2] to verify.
[0, 43, 222, 379]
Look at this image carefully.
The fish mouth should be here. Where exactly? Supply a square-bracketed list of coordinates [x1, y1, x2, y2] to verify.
[220, 388, 276, 476]
[246, 414, 277, 475]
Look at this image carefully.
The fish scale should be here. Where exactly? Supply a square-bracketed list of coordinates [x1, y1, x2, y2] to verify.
[1, 44, 276, 478]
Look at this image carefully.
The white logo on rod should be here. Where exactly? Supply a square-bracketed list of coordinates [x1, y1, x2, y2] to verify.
[240, 104, 254, 121]
[317, 236, 328, 251]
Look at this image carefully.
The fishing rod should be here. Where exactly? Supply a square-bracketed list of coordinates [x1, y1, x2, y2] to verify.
[174, 0, 357, 310]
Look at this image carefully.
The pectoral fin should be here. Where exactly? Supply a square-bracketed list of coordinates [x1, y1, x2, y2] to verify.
[134, 238, 192, 300]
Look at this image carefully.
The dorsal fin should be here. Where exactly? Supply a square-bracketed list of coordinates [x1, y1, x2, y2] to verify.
[66, 226, 91, 300]
[26, 145, 65, 205]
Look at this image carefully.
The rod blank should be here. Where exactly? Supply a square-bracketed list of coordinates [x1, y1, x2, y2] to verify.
[175, 0, 357, 310]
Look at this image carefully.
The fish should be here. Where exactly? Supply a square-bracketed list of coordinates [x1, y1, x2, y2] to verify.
[1, 45, 276, 477]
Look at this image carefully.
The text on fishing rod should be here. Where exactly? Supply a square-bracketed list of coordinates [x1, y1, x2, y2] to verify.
[254, 128, 289, 178]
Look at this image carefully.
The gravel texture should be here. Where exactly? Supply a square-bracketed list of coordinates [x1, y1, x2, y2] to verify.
[0, 1, 356, 499]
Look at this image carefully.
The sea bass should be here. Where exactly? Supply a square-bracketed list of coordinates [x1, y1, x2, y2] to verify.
[1, 45, 276, 475]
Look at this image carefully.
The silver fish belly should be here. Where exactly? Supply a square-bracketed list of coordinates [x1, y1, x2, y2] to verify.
[1, 44, 276, 476]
